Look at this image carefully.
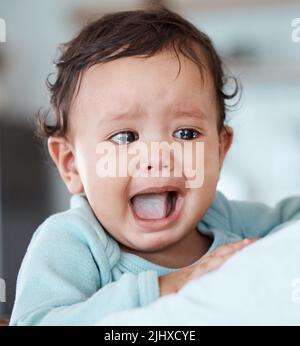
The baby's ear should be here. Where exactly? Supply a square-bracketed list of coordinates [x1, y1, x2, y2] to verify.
[47, 136, 84, 194]
[218, 126, 233, 169]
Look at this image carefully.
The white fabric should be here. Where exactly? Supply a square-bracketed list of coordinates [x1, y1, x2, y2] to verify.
[97, 221, 300, 326]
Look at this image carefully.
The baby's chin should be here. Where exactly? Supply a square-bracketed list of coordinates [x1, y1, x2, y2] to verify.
[119, 224, 187, 253]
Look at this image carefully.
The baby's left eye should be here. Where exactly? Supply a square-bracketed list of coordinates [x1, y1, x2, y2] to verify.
[173, 128, 201, 140]
[109, 130, 139, 145]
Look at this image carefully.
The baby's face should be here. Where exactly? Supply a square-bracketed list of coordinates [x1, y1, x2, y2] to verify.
[51, 50, 232, 253]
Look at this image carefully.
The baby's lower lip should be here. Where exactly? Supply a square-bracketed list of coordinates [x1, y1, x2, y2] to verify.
[129, 193, 184, 231]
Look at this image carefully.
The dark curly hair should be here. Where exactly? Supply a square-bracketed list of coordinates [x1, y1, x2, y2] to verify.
[36, 6, 239, 140]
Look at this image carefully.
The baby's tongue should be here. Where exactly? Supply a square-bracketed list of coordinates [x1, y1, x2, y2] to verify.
[131, 192, 169, 219]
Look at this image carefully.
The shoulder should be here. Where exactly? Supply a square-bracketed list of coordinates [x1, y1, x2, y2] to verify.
[201, 191, 233, 230]
[32, 194, 108, 243]
[25, 195, 120, 279]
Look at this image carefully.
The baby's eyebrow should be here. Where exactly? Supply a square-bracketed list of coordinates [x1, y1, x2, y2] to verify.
[173, 108, 209, 121]
[97, 106, 208, 128]
[97, 110, 137, 128]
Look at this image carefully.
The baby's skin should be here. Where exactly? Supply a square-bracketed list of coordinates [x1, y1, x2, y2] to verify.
[159, 238, 258, 296]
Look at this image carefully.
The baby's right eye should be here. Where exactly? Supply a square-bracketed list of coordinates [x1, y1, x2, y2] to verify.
[109, 131, 139, 145]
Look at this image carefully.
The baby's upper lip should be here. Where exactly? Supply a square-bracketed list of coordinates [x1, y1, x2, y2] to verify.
[129, 185, 185, 200]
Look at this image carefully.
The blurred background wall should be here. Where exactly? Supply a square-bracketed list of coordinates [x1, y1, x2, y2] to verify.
[0, 0, 299, 318]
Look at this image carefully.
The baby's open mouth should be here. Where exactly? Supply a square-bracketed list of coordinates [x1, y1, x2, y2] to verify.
[130, 191, 179, 220]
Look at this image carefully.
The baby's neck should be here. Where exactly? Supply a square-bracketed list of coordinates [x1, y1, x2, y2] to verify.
[120, 229, 212, 269]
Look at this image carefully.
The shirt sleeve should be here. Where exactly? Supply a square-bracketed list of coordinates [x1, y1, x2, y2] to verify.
[229, 195, 300, 238]
[9, 216, 160, 326]
[201, 191, 300, 240]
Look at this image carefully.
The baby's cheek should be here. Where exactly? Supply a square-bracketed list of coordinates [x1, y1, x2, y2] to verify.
[90, 176, 130, 217]
[202, 141, 221, 184]
[89, 177, 131, 243]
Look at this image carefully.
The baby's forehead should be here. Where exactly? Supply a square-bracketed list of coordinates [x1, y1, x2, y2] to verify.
[83, 50, 211, 88]
[96, 98, 212, 131]
[72, 53, 217, 124]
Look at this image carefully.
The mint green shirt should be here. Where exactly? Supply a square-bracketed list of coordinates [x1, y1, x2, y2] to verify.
[10, 191, 300, 325]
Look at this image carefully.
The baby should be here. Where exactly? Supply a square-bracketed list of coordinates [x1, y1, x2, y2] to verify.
[10, 7, 300, 325]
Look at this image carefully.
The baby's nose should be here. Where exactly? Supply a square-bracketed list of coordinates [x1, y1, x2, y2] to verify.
[144, 144, 175, 174]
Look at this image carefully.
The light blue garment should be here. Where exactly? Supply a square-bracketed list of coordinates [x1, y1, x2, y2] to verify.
[97, 221, 300, 326]
[10, 191, 300, 325]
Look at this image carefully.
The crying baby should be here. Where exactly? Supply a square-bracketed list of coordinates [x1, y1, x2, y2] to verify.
[10, 8, 286, 326]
